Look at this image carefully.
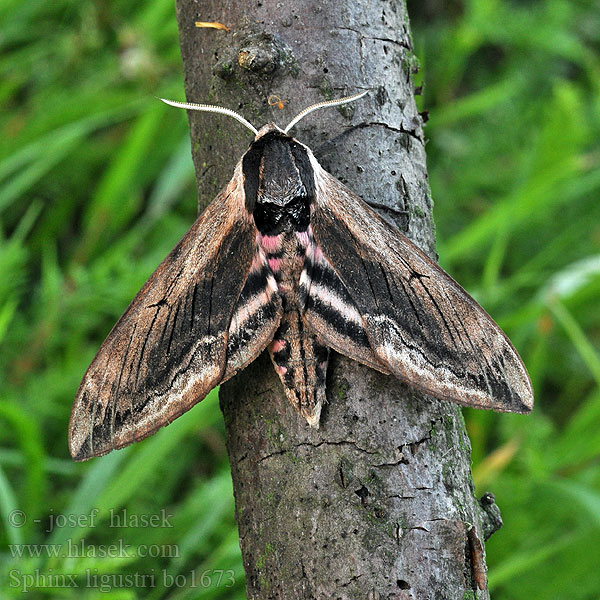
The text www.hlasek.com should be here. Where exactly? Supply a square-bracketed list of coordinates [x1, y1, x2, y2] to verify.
[9, 538, 178, 559]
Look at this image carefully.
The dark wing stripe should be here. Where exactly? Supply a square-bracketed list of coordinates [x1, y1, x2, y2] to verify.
[226, 296, 281, 359]
[166, 298, 180, 356]
[302, 240, 390, 374]
[190, 283, 197, 332]
[242, 266, 274, 298]
[416, 278, 460, 351]
[134, 307, 162, 387]
[310, 166, 533, 414]
[110, 322, 138, 448]
[441, 286, 495, 390]
[394, 271, 424, 328]
[164, 264, 185, 299]
[206, 275, 214, 335]
[305, 294, 369, 347]
[359, 254, 379, 309]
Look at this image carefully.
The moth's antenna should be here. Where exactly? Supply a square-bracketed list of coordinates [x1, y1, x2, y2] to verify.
[283, 90, 369, 134]
[159, 98, 258, 135]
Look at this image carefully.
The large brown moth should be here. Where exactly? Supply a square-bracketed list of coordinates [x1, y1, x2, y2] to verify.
[69, 91, 533, 461]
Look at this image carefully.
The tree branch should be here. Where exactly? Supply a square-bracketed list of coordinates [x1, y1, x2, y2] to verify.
[175, 1, 496, 597]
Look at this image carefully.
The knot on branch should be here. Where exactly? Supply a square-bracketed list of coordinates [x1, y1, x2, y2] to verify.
[213, 24, 296, 82]
[238, 44, 277, 74]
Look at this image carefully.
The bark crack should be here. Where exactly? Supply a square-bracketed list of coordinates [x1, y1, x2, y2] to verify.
[360, 121, 423, 143]
[374, 416, 442, 467]
[340, 573, 364, 588]
[336, 26, 411, 50]
[258, 438, 381, 463]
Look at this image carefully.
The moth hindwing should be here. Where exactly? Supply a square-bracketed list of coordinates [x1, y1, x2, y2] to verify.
[70, 97, 533, 461]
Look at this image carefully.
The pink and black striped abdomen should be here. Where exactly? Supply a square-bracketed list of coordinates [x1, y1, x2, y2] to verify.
[259, 230, 329, 427]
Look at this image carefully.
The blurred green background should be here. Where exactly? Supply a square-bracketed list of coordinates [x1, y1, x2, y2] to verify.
[1, 0, 598, 598]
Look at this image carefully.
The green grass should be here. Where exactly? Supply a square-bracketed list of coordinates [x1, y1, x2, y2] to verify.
[1, 0, 599, 598]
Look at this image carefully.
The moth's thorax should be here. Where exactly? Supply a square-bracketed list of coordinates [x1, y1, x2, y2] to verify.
[242, 131, 315, 236]
[257, 139, 306, 205]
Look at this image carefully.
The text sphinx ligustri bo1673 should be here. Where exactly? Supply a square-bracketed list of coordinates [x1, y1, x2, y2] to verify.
[69, 91, 533, 461]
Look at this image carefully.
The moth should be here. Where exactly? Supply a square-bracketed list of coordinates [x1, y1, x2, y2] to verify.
[69, 91, 533, 461]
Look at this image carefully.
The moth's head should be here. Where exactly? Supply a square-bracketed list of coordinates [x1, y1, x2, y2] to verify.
[253, 122, 285, 140]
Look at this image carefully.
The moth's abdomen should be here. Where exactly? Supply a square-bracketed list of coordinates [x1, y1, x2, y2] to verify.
[269, 311, 329, 428]
[259, 230, 329, 427]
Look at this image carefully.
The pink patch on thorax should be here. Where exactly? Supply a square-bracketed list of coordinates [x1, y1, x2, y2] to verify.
[295, 230, 310, 247]
[268, 257, 282, 272]
[270, 339, 286, 352]
[261, 235, 282, 251]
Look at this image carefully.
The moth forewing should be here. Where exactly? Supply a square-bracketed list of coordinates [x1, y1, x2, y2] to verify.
[69, 169, 268, 461]
[305, 155, 533, 414]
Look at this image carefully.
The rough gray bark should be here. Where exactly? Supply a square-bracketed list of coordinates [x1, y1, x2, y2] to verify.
[174, 1, 500, 598]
